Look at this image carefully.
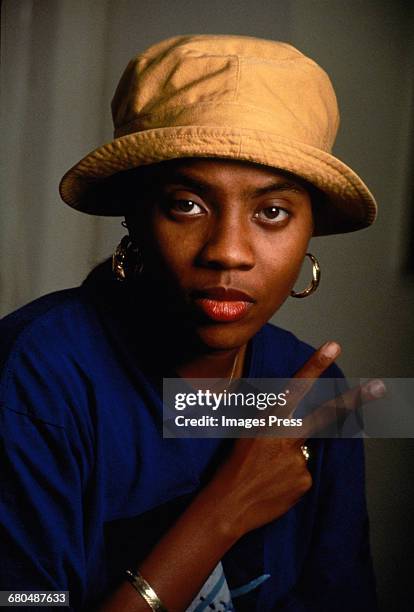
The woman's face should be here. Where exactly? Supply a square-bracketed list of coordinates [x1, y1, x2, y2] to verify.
[127, 158, 313, 351]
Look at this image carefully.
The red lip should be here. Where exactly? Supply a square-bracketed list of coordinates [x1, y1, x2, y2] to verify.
[192, 287, 255, 302]
[192, 287, 255, 322]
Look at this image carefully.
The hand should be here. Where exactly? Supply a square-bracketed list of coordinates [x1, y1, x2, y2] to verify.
[98, 343, 385, 612]
[203, 342, 385, 539]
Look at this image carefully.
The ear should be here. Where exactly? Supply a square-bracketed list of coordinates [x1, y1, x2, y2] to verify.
[124, 213, 146, 248]
[123, 215, 137, 242]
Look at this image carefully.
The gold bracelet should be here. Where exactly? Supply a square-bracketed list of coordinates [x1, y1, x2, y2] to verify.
[125, 569, 168, 611]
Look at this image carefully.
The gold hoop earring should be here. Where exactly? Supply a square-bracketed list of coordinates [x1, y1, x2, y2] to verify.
[291, 253, 321, 298]
[112, 235, 143, 282]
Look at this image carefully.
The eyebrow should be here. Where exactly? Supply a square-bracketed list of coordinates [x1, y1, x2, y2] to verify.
[248, 181, 304, 197]
[160, 171, 305, 197]
[162, 172, 209, 193]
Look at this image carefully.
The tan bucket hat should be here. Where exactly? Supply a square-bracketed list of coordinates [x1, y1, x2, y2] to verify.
[59, 34, 377, 236]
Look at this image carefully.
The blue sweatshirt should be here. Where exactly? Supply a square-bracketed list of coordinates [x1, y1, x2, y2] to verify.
[0, 266, 377, 611]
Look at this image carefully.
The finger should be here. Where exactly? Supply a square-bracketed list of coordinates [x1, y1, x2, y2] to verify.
[293, 378, 386, 443]
[294, 342, 342, 379]
[277, 342, 342, 419]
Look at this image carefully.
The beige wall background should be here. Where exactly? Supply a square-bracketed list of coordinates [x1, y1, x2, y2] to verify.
[1, 1, 414, 609]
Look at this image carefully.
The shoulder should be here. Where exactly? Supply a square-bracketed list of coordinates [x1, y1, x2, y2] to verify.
[256, 322, 343, 378]
[0, 288, 96, 361]
[0, 288, 101, 426]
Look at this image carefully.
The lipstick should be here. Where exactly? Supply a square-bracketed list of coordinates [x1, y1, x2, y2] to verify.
[192, 287, 254, 322]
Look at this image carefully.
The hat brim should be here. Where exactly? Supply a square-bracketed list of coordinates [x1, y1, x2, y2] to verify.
[59, 125, 377, 236]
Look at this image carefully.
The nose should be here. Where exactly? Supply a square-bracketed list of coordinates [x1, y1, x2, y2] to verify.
[196, 212, 255, 271]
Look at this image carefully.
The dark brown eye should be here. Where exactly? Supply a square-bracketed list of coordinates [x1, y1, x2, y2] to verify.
[255, 206, 289, 223]
[170, 200, 204, 215]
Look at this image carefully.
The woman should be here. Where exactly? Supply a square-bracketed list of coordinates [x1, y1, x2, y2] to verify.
[0, 35, 383, 611]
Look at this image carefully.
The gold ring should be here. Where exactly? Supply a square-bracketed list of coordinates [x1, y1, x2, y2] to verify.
[301, 444, 310, 462]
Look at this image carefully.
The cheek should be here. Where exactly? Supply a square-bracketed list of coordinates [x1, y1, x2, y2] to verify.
[142, 219, 198, 281]
[257, 237, 309, 309]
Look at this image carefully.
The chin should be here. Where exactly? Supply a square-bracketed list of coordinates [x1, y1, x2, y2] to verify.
[194, 321, 260, 352]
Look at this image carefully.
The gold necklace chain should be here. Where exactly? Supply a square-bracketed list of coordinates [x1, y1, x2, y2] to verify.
[227, 349, 240, 387]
